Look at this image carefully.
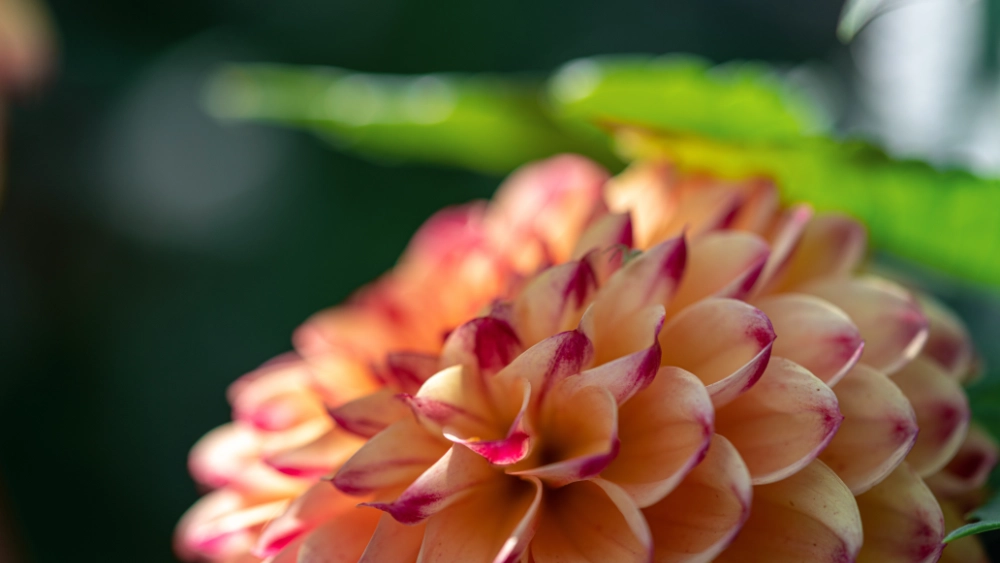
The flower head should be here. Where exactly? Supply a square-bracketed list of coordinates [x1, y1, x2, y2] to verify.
[178, 154, 994, 563]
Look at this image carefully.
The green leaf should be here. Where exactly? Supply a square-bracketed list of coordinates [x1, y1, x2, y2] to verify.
[202, 63, 619, 174]
[546, 54, 826, 145]
[944, 488, 1000, 542]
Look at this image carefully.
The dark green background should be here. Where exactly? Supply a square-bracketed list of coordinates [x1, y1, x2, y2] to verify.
[0, 1, 969, 562]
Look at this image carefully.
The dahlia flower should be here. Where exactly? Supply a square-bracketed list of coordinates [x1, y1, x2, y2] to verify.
[178, 153, 995, 563]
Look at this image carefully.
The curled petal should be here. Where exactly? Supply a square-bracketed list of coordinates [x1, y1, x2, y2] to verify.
[667, 231, 770, 314]
[264, 427, 366, 480]
[650, 183, 743, 244]
[381, 352, 440, 395]
[440, 317, 523, 377]
[715, 357, 841, 484]
[895, 357, 971, 476]
[365, 445, 500, 525]
[588, 236, 686, 350]
[531, 479, 653, 563]
[753, 204, 812, 293]
[406, 365, 499, 440]
[333, 418, 450, 496]
[297, 507, 381, 563]
[800, 276, 928, 375]
[307, 352, 383, 408]
[293, 304, 402, 359]
[513, 261, 598, 348]
[940, 500, 990, 563]
[188, 423, 261, 489]
[511, 384, 618, 487]
[254, 482, 359, 558]
[730, 178, 779, 234]
[643, 435, 753, 563]
[771, 214, 868, 292]
[451, 378, 533, 466]
[919, 295, 974, 381]
[329, 388, 411, 438]
[925, 424, 999, 502]
[416, 476, 542, 563]
[493, 330, 595, 413]
[228, 357, 325, 431]
[855, 463, 945, 563]
[603, 367, 714, 507]
[715, 460, 862, 563]
[754, 293, 864, 386]
[571, 212, 634, 260]
[358, 513, 425, 563]
[574, 306, 662, 404]
[659, 298, 775, 407]
[819, 363, 918, 494]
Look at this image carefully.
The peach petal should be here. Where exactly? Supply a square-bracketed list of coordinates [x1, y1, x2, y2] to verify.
[730, 178, 779, 234]
[293, 303, 403, 360]
[855, 463, 945, 563]
[264, 427, 366, 480]
[715, 357, 842, 485]
[659, 298, 775, 407]
[919, 295, 975, 381]
[450, 378, 533, 465]
[667, 231, 770, 315]
[571, 212, 634, 260]
[926, 424, 999, 501]
[800, 276, 928, 375]
[772, 214, 868, 292]
[604, 160, 677, 249]
[405, 365, 500, 440]
[328, 388, 411, 438]
[188, 423, 261, 489]
[602, 366, 713, 507]
[176, 489, 289, 561]
[264, 537, 301, 563]
[819, 363, 918, 494]
[573, 306, 663, 404]
[511, 384, 618, 487]
[306, 351, 383, 408]
[440, 317, 523, 377]
[531, 479, 652, 563]
[416, 476, 542, 563]
[489, 154, 609, 264]
[365, 445, 500, 524]
[493, 330, 595, 413]
[643, 435, 753, 563]
[358, 513, 425, 563]
[297, 507, 381, 563]
[895, 357, 971, 476]
[253, 482, 359, 558]
[513, 261, 598, 348]
[939, 500, 990, 563]
[588, 236, 686, 350]
[754, 293, 864, 386]
[380, 352, 440, 395]
[752, 204, 812, 294]
[651, 184, 743, 244]
[228, 356, 323, 431]
[714, 460, 862, 563]
[333, 418, 450, 496]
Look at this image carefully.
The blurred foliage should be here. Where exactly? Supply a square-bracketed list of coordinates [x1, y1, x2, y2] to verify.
[947, 493, 1000, 542]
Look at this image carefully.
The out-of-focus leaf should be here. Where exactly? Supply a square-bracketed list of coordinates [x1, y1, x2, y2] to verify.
[837, 0, 901, 42]
[616, 128, 1000, 289]
[944, 487, 1000, 542]
[546, 54, 826, 145]
[203, 63, 619, 174]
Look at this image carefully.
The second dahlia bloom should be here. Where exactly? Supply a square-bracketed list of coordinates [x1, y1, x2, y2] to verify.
[179, 152, 995, 563]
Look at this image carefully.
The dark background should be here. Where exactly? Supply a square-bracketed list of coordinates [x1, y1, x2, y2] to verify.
[0, 0, 989, 561]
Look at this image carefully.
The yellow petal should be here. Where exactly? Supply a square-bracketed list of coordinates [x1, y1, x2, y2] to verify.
[800, 276, 928, 375]
[416, 476, 541, 563]
[715, 357, 841, 484]
[714, 460, 862, 563]
[643, 435, 752, 563]
[531, 479, 653, 563]
[819, 363, 918, 494]
[667, 230, 770, 315]
[754, 293, 864, 386]
[603, 367, 713, 507]
[333, 418, 449, 496]
[660, 298, 775, 407]
[895, 357, 971, 476]
[855, 463, 945, 563]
